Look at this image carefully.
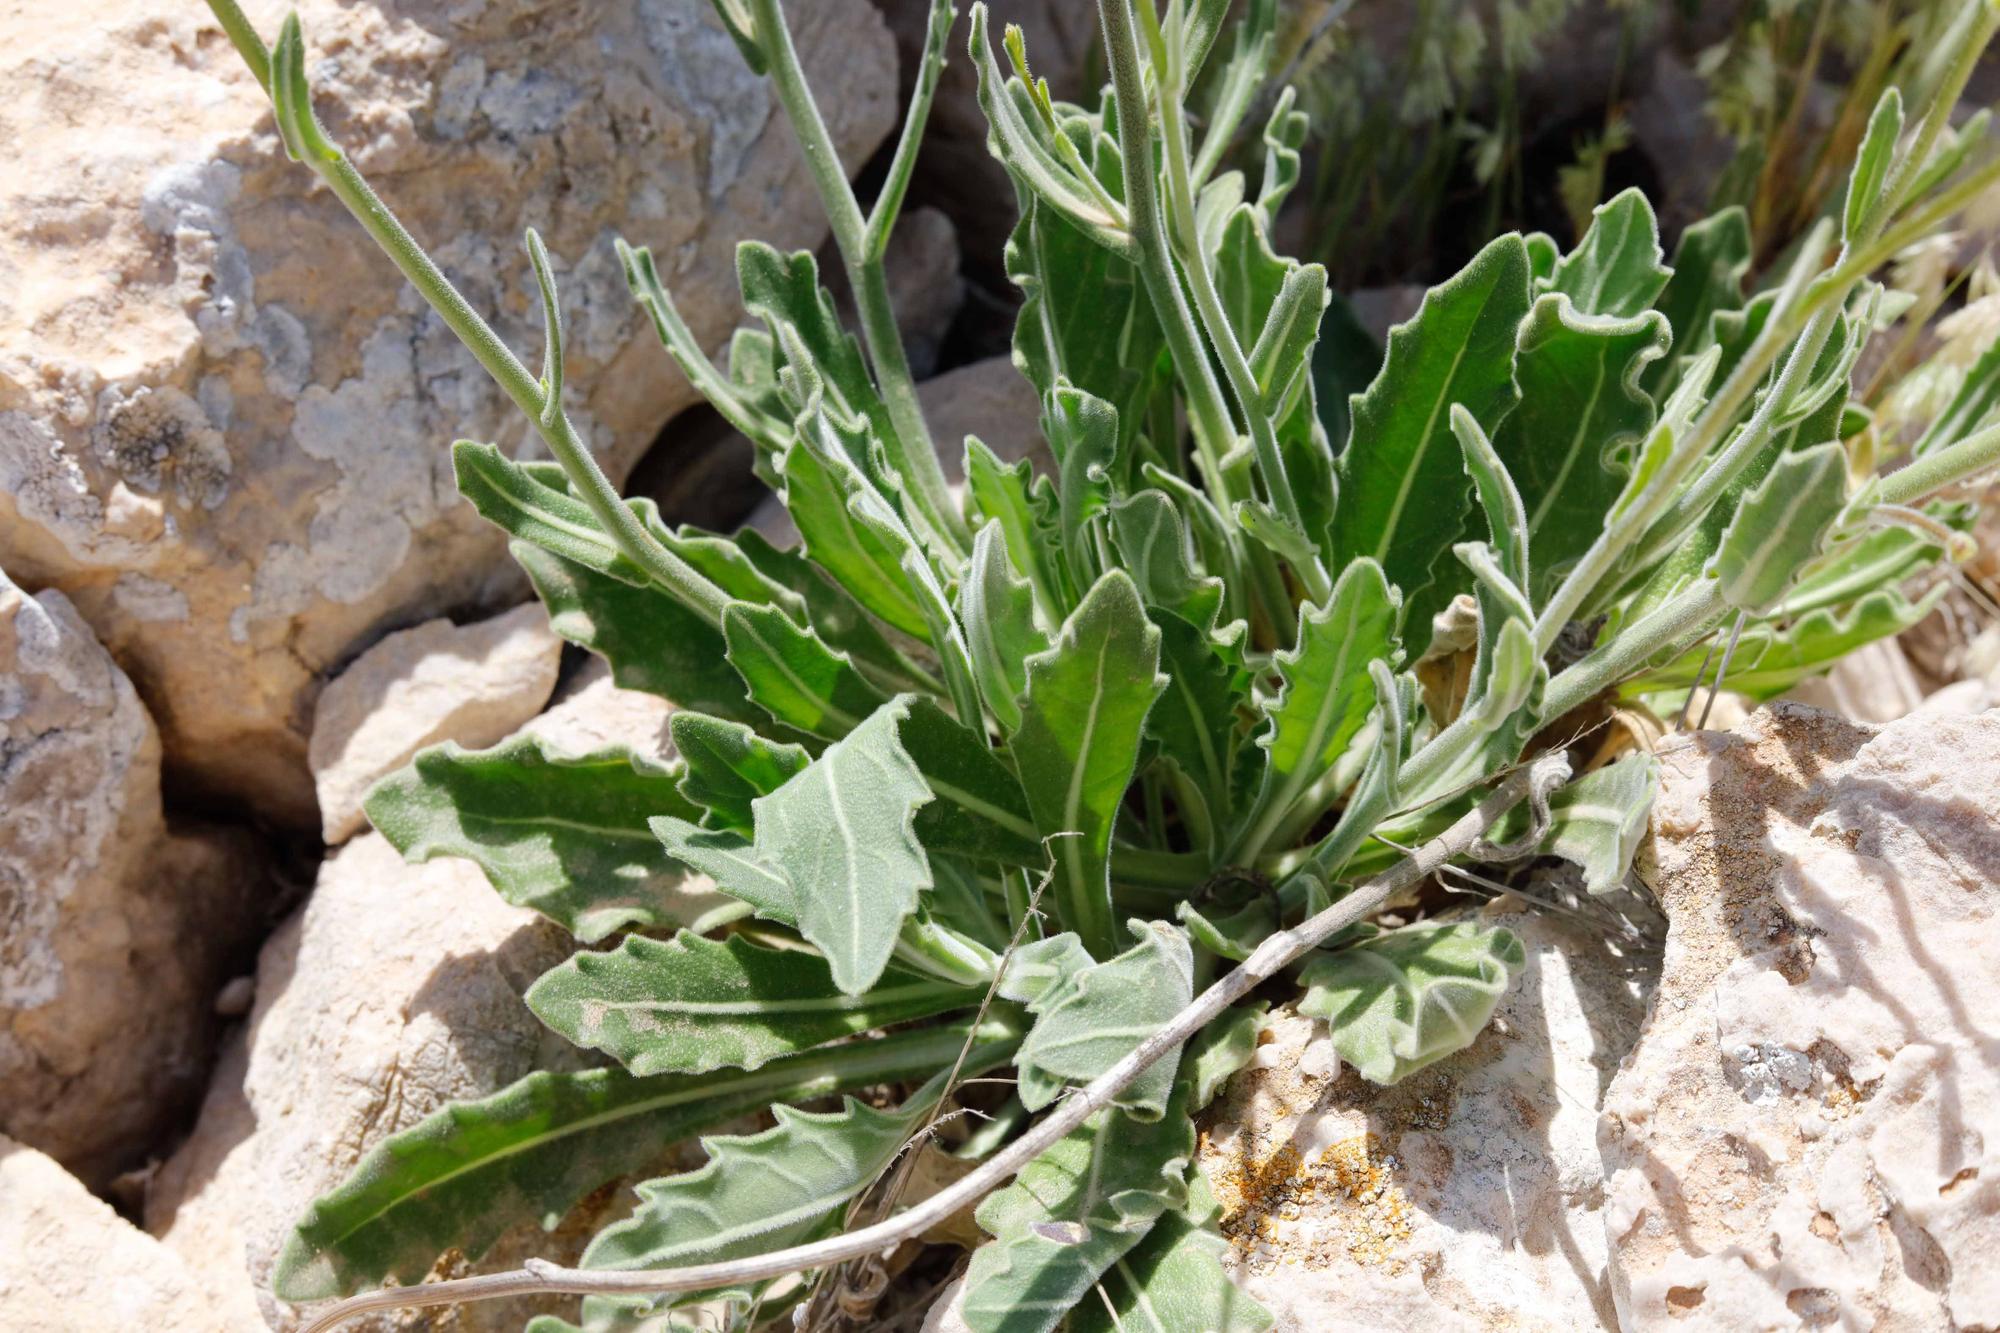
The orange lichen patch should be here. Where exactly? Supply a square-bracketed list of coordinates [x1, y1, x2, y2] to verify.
[1206, 1130, 1415, 1275]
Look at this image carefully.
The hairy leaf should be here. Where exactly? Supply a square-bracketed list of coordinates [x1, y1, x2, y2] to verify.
[751, 696, 934, 994]
[1073, 1178, 1274, 1333]
[273, 1022, 1000, 1300]
[1843, 88, 1903, 244]
[1013, 571, 1167, 958]
[1547, 188, 1671, 319]
[960, 520, 1049, 732]
[896, 697, 1045, 864]
[1708, 440, 1851, 614]
[1493, 297, 1670, 604]
[365, 736, 728, 944]
[1332, 234, 1531, 616]
[1017, 920, 1194, 1118]
[960, 1095, 1194, 1333]
[1240, 560, 1397, 856]
[526, 932, 977, 1076]
[1183, 1003, 1266, 1111]
[1298, 920, 1525, 1084]
[668, 712, 809, 833]
[1645, 206, 1751, 396]
[723, 602, 889, 741]
[1113, 490, 1225, 633]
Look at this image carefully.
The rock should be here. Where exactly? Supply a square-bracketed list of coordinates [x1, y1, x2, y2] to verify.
[308, 604, 562, 844]
[1604, 703, 2000, 1329]
[1197, 903, 1654, 1331]
[520, 657, 676, 761]
[0, 1136, 222, 1330]
[0, 1, 897, 825]
[745, 354, 1045, 543]
[1784, 638, 1928, 723]
[0, 570, 265, 1189]
[146, 833, 602, 1331]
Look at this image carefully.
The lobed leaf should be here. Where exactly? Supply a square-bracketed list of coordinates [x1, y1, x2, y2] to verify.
[722, 602, 889, 741]
[1546, 188, 1672, 319]
[1331, 234, 1531, 619]
[1072, 1178, 1274, 1333]
[751, 696, 935, 995]
[364, 736, 728, 944]
[1012, 571, 1167, 958]
[667, 712, 810, 834]
[273, 1022, 1001, 1300]
[1016, 920, 1194, 1119]
[1298, 920, 1526, 1085]
[526, 932, 978, 1076]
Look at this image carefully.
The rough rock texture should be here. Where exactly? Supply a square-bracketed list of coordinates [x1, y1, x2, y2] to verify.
[746, 354, 1046, 543]
[0, 1, 896, 825]
[308, 603, 561, 843]
[1604, 704, 2000, 1330]
[145, 833, 602, 1331]
[0, 571, 264, 1189]
[1197, 904, 1655, 1331]
[521, 657, 676, 760]
[0, 1136, 223, 1330]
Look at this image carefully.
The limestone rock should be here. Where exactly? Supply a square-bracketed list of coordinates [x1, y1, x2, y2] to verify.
[308, 604, 562, 844]
[1604, 704, 2000, 1330]
[520, 657, 676, 761]
[746, 354, 1045, 543]
[1197, 904, 1654, 1331]
[0, 571, 264, 1189]
[146, 833, 601, 1331]
[0, 0, 896, 825]
[0, 1136, 222, 1330]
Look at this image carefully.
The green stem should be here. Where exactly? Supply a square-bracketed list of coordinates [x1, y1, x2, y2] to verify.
[1097, 0, 1295, 638]
[748, 0, 969, 558]
[204, 0, 270, 87]
[1541, 580, 1728, 723]
[1875, 417, 2000, 508]
[864, 0, 953, 257]
[248, 11, 729, 627]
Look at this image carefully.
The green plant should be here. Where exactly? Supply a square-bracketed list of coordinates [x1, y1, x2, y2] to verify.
[201, 1, 2000, 1329]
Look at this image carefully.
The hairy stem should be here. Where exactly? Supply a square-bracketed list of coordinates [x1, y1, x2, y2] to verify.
[292, 757, 1568, 1333]
[748, 0, 969, 557]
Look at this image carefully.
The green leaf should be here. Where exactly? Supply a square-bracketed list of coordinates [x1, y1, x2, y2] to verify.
[1451, 405, 1530, 595]
[364, 736, 728, 944]
[1547, 188, 1672, 319]
[1545, 753, 1659, 895]
[1844, 88, 1903, 245]
[649, 817, 796, 922]
[668, 712, 809, 833]
[1017, 920, 1194, 1119]
[1239, 560, 1397, 856]
[1628, 584, 1947, 701]
[1299, 920, 1525, 1085]
[580, 1097, 920, 1287]
[1331, 234, 1531, 615]
[705, 0, 765, 73]
[1045, 385, 1120, 595]
[737, 243, 892, 449]
[1644, 206, 1751, 396]
[776, 407, 933, 640]
[455, 442, 643, 583]
[1312, 293, 1384, 451]
[1491, 296, 1670, 605]
[272, 1021, 1000, 1300]
[723, 602, 890, 741]
[1708, 440, 1851, 614]
[526, 932, 977, 1076]
[1072, 1178, 1274, 1333]
[1013, 571, 1168, 958]
[1183, 1004, 1266, 1112]
[1112, 490, 1225, 633]
[751, 696, 934, 995]
[515, 543, 752, 724]
[966, 435, 1068, 619]
[961, 1096, 1194, 1333]
[896, 698, 1045, 864]
[734, 529, 933, 694]
[960, 521, 1049, 733]
[1146, 611, 1240, 827]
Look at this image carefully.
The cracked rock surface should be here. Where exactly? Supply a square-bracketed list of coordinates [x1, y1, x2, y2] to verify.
[0, 0, 895, 824]
[1604, 703, 2000, 1330]
[0, 569, 265, 1190]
